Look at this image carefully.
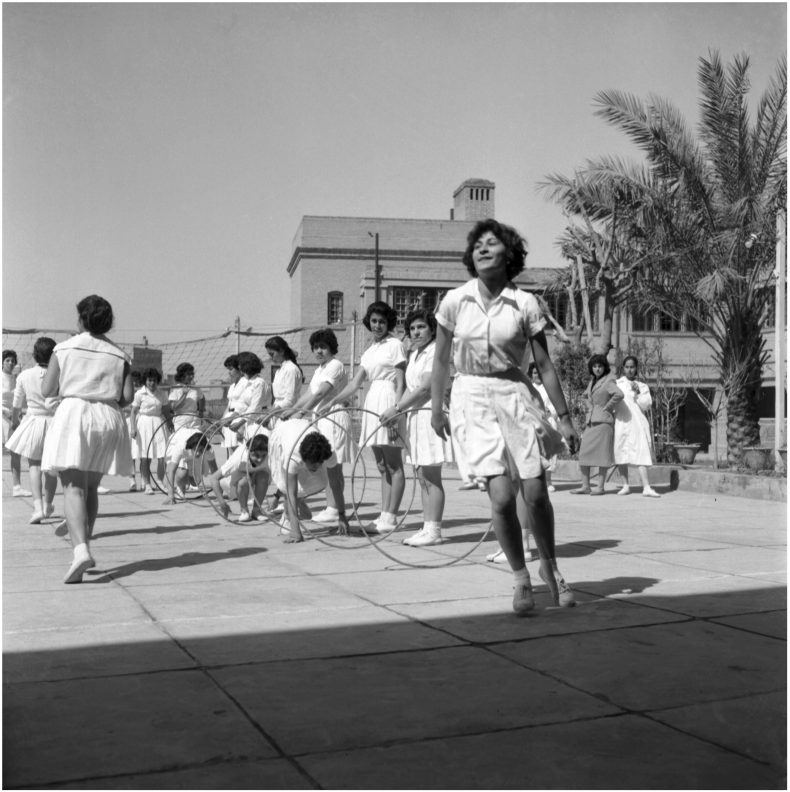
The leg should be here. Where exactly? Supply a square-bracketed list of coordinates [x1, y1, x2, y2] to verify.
[10, 451, 29, 494]
[380, 445, 405, 515]
[521, 476, 575, 607]
[236, 476, 251, 518]
[404, 465, 444, 546]
[27, 459, 44, 522]
[250, 471, 270, 518]
[140, 457, 152, 489]
[43, 471, 57, 514]
[570, 465, 591, 494]
[371, 446, 389, 515]
[59, 469, 100, 583]
[617, 464, 631, 495]
[592, 467, 608, 494]
[639, 466, 660, 497]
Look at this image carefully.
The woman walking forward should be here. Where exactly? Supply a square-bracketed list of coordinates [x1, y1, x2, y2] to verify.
[41, 295, 133, 583]
[431, 220, 578, 615]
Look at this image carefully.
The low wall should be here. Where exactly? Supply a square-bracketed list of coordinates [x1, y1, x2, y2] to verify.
[552, 460, 786, 503]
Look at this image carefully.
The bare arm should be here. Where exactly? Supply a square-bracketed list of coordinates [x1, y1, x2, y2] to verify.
[430, 324, 453, 440]
[530, 331, 579, 453]
[41, 355, 60, 399]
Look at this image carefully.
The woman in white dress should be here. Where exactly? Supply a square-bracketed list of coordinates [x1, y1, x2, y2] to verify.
[130, 367, 171, 494]
[380, 309, 452, 547]
[284, 328, 357, 526]
[41, 295, 133, 583]
[3, 348, 30, 497]
[232, 351, 272, 441]
[327, 301, 406, 533]
[614, 356, 660, 498]
[265, 336, 303, 415]
[5, 337, 59, 522]
[220, 355, 245, 453]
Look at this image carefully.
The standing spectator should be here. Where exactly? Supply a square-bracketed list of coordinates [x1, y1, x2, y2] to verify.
[130, 367, 171, 495]
[265, 336, 303, 413]
[3, 349, 30, 496]
[614, 355, 660, 497]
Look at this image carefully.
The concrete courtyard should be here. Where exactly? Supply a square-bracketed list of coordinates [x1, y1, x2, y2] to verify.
[2, 457, 786, 789]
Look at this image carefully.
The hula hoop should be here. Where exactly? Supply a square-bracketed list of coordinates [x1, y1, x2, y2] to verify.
[348, 405, 492, 568]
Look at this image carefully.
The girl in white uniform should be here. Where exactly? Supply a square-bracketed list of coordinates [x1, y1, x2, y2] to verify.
[431, 221, 579, 615]
[41, 295, 134, 584]
[5, 337, 59, 522]
[327, 301, 406, 533]
[285, 328, 357, 526]
[380, 309, 452, 547]
[221, 355, 245, 453]
[232, 351, 272, 441]
[3, 349, 30, 497]
[265, 336, 303, 414]
[614, 355, 660, 498]
[130, 367, 171, 494]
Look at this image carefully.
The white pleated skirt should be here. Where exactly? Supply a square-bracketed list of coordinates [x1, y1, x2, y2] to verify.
[406, 407, 454, 467]
[360, 380, 405, 448]
[136, 414, 170, 461]
[317, 408, 358, 465]
[5, 414, 52, 461]
[42, 398, 132, 476]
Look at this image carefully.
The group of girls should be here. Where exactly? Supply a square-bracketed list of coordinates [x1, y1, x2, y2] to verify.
[573, 354, 660, 497]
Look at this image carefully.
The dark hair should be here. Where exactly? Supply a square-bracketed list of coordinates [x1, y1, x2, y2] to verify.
[185, 431, 208, 450]
[363, 301, 398, 331]
[462, 219, 527, 280]
[142, 367, 162, 385]
[526, 362, 541, 380]
[621, 355, 639, 375]
[175, 363, 195, 383]
[404, 309, 437, 338]
[299, 431, 333, 465]
[77, 294, 114, 334]
[237, 351, 263, 377]
[247, 434, 269, 455]
[130, 369, 143, 385]
[265, 335, 303, 381]
[587, 354, 611, 378]
[32, 337, 56, 366]
[309, 328, 339, 355]
[224, 355, 240, 370]
[2, 349, 17, 364]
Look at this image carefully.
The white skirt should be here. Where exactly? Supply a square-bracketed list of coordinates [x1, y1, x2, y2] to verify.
[449, 376, 564, 484]
[136, 414, 170, 461]
[406, 406, 453, 467]
[360, 380, 405, 448]
[42, 397, 132, 476]
[5, 414, 52, 461]
[317, 408, 358, 465]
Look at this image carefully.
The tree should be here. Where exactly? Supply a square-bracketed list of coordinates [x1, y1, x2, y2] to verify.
[540, 51, 787, 463]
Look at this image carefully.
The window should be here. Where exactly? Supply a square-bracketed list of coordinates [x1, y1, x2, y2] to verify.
[327, 291, 343, 325]
[658, 311, 682, 332]
[631, 308, 657, 332]
[392, 287, 443, 323]
[540, 291, 599, 332]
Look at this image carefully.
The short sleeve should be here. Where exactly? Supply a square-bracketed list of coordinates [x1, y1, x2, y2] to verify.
[12, 376, 25, 409]
[522, 292, 547, 338]
[132, 389, 144, 409]
[435, 289, 459, 332]
[315, 359, 345, 390]
[389, 338, 406, 367]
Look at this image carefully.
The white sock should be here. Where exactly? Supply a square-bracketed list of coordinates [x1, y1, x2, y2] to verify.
[74, 542, 90, 559]
[423, 521, 441, 532]
[323, 506, 339, 516]
[32, 499, 43, 513]
[513, 567, 529, 584]
[380, 512, 396, 524]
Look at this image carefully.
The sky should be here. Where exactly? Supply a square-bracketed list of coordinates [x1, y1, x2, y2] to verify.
[3, 2, 786, 345]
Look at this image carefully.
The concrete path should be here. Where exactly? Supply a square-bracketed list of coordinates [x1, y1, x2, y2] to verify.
[2, 459, 786, 789]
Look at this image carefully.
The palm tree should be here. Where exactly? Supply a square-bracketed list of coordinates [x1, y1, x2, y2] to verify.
[540, 51, 786, 463]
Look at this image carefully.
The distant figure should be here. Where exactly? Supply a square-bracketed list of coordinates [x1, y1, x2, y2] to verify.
[41, 295, 134, 583]
[265, 335, 303, 413]
[166, 362, 216, 477]
[614, 356, 660, 498]
[220, 355, 245, 453]
[3, 348, 30, 497]
[327, 301, 406, 534]
[207, 434, 270, 522]
[5, 337, 59, 522]
[124, 369, 143, 491]
[571, 354, 623, 495]
[232, 351, 271, 441]
[130, 367, 171, 495]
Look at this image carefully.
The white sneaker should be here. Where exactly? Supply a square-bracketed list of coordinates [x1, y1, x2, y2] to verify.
[237, 511, 252, 523]
[12, 486, 32, 497]
[64, 552, 95, 584]
[97, 486, 110, 494]
[547, 484, 556, 493]
[617, 485, 630, 496]
[313, 508, 340, 524]
[642, 487, 661, 498]
[29, 511, 45, 525]
[403, 528, 442, 546]
[144, 485, 155, 495]
[486, 549, 508, 563]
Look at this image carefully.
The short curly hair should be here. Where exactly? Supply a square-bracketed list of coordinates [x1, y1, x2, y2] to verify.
[404, 309, 437, 338]
[587, 354, 611, 377]
[2, 349, 17, 365]
[462, 219, 527, 280]
[224, 355, 240, 370]
[142, 367, 162, 384]
[237, 351, 263, 377]
[309, 328, 339, 355]
[32, 337, 56, 366]
[174, 362, 195, 383]
[77, 294, 114, 334]
[299, 431, 333, 465]
[363, 301, 398, 331]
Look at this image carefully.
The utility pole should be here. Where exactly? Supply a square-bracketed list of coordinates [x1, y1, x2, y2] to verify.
[235, 316, 241, 355]
[775, 208, 786, 470]
[369, 232, 381, 302]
